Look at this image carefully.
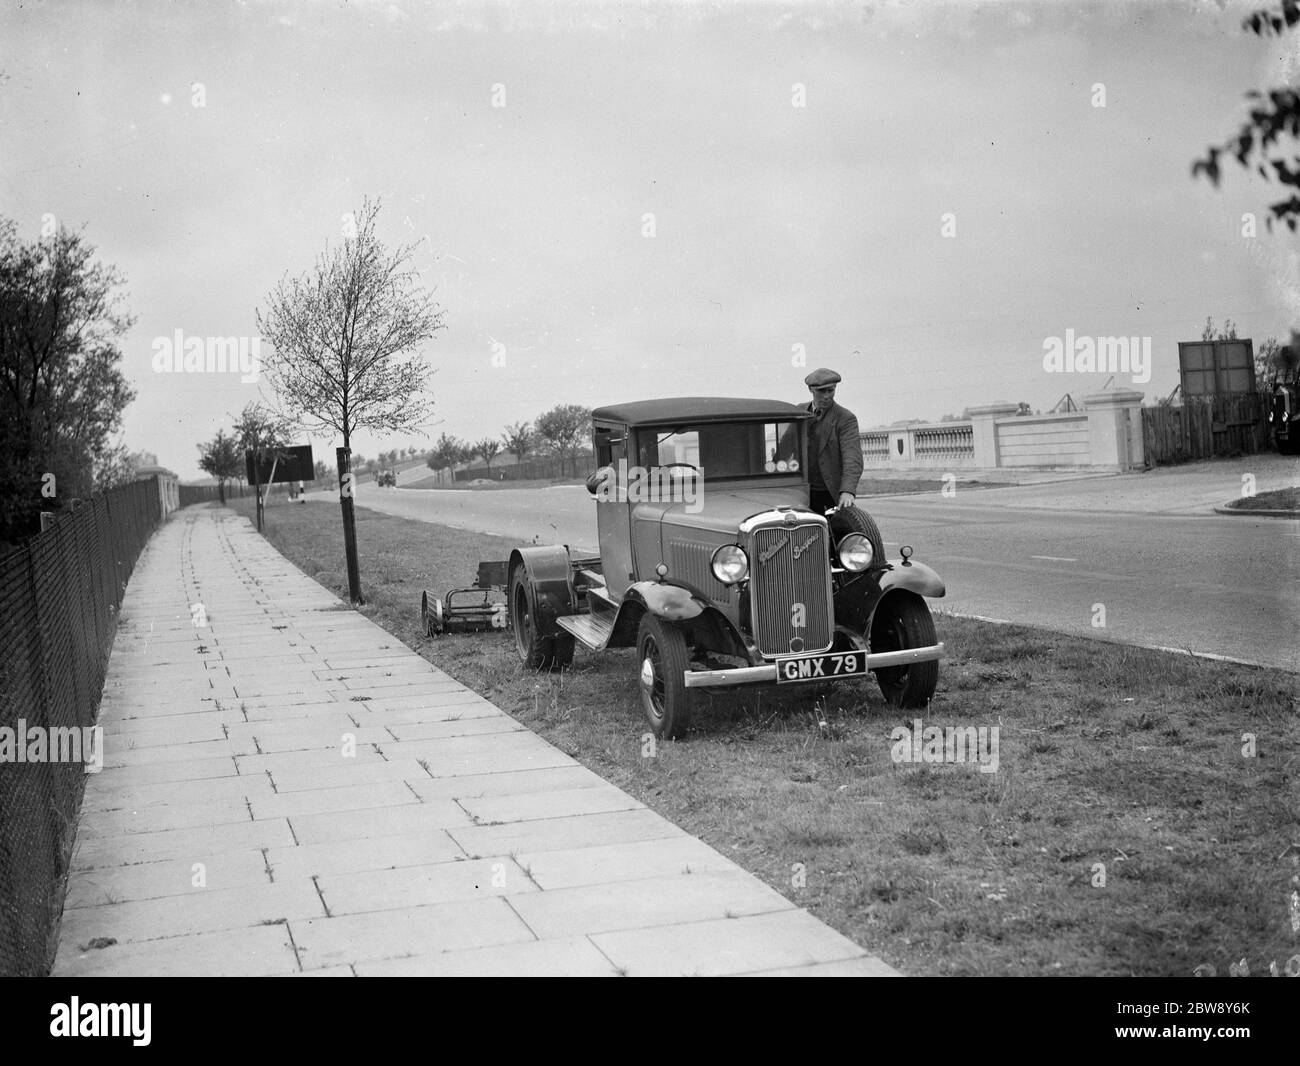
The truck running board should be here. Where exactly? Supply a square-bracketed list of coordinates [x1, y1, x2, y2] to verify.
[557, 612, 616, 650]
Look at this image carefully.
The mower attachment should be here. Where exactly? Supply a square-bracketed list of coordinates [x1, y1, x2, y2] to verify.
[422, 560, 509, 636]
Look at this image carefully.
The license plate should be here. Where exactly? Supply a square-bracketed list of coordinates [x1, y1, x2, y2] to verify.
[775, 651, 867, 683]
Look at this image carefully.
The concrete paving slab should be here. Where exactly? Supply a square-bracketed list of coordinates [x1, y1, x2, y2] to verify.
[457, 783, 644, 824]
[76, 797, 252, 835]
[448, 808, 683, 857]
[72, 818, 295, 869]
[316, 856, 536, 915]
[264, 830, 467, 881]
[509, 869, 795, 939]
[55, 924, 300, 977]
[290, 898, 536, 970]
[63, 850, 272, 908]
[407, 765, 600, 803]
[78, 773, 276, 813]
[516, 836, 744, 891]
[592, 910, 880, 977]
[249, 779, 422, 821]
[286, 798, 472, 845]
[356, 935, 619, 976]
[57, 880, 326, 945]
[266, 757, 433, 793]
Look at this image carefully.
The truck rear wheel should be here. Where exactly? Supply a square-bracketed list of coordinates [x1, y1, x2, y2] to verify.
[509, 565, 574, 671]
[637, 614, 692, 739]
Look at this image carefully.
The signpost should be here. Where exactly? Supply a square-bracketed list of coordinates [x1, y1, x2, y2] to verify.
[246, 444, 314, 532]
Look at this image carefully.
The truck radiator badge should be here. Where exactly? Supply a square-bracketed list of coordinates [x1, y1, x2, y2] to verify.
[791, 533, 818, 560]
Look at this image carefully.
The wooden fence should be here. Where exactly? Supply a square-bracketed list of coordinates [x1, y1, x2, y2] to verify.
[1141, 394, 1270, 466]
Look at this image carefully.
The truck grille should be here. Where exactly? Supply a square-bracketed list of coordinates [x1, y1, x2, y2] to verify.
[749, 522, 833, 656]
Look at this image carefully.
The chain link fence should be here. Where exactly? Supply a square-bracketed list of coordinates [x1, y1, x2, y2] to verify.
[0, 476, 164, 975]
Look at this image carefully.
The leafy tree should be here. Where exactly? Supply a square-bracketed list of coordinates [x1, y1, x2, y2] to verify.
[255, 196, 446, 602]
[1193, 1, 1300, 230]
[503, 421, 532, 462]
[314, 458, 334, 490]
[534, 404, 592, 459]
[426, 432, 463, 482]
[0, 217, 135, 542]
[233, 402, 293, 529]
[475, 438, 501, 472]
[197, 429, 242, 504]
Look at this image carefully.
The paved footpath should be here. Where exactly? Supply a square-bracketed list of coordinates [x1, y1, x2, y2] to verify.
[53, 505, 896, 977]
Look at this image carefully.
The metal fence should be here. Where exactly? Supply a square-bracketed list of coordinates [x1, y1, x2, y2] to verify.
[0, 476, 165, 975]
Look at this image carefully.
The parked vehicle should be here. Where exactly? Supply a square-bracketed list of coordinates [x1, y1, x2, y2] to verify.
[504, 397, 946, 738]
[1268, 372, 1300, 455]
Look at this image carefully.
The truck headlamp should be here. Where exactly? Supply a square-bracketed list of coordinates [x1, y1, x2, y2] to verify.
[837, 533, 873, 571]
[710, 544, 749, 585]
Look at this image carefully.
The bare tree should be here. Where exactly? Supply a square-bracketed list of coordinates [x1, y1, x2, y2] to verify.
[256, 197, 445, 602]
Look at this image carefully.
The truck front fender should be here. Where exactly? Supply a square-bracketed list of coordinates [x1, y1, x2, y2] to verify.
[627, 580, 706, 621]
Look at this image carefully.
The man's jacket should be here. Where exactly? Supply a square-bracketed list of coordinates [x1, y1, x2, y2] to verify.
[800, 400, 864, 496]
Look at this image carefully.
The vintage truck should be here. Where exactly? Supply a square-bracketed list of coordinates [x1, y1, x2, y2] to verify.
[500, 397, 946, 738]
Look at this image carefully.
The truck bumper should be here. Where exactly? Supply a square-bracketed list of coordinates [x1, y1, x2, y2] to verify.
[682, 643, 945, 689]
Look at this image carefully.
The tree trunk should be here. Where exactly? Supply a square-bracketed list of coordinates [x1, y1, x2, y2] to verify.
[337, 445, 363, 605]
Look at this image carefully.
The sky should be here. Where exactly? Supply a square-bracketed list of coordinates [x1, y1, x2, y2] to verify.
[0, 0, 1293, 479]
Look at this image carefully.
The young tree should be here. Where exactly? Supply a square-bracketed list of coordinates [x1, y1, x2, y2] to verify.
[256, 197, 445, 602]
[503, 421, 532, 463]
[475, 438, 501, 473]
[197, 429, 242, 504]
[0, 217, 136, 541]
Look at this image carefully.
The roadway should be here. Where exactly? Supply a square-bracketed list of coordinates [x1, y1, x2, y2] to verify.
[304, 475, 1300, 672]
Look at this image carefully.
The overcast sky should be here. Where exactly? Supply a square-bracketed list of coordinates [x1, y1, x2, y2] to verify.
[1, 0, 1291, 479]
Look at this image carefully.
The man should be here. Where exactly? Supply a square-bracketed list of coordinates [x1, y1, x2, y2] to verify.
[799, 367, 863, 513]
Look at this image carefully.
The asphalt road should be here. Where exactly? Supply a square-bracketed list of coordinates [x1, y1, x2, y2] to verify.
[310, 483, 1300, 672]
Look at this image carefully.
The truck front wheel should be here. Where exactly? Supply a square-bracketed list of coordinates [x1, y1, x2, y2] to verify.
[870, 593, 939, 708]
[637, 614, 692, 739]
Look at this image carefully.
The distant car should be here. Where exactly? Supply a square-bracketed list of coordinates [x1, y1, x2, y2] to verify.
[505, 397, 946, 739]
[377, 470, 397, 487]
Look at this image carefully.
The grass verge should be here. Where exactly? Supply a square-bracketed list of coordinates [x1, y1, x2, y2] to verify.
[227, 495, 1298, 977]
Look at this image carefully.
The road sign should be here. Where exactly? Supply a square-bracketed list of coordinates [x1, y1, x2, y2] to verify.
[246, 444, 314, 485]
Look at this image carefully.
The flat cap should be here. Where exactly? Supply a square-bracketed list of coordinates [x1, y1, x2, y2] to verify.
[804, 367, 842, 387]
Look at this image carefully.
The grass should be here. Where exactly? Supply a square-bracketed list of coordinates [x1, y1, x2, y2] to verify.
[1224, 486, 1300, 512]
[228, 495, 1299, 977]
